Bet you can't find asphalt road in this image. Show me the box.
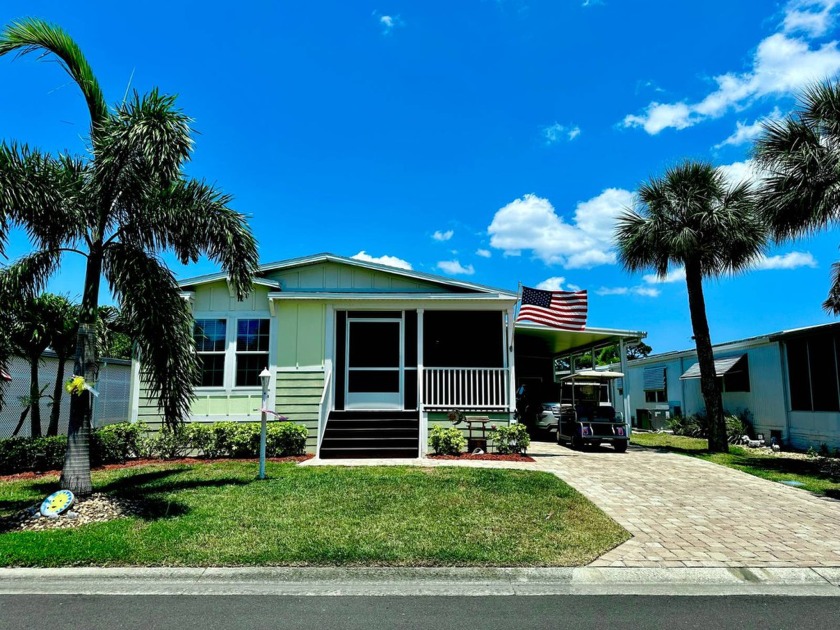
[1,595,838,630]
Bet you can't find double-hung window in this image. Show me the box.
[235,319,270,387]
[194,319,227,387]
[193,317,270,388]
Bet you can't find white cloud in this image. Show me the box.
[374,12,403,34]
[633,252,816,284]
[542,122,581,144]
[536,277,566,290]
[487,189,634,269]
[784,0,839,37]
[715,108,783,148]
[754,251,818,269]
[436,260,475,276]
[475,248,492,258]
[717,159,766,186]
[596,286,661,298]
[643,267,687,284]
[623,1,840,135]
[432,229,454,242]
[351,250,413,270]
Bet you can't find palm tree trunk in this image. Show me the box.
[47,354,67,436]
[28,356,42,438]
[684,261,728,453]
[60,249,102,495]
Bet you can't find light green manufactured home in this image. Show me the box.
[129,253,644,457]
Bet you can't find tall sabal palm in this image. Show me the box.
[754,81,840,313]
[0,19,259,493]
[615,162,765,453]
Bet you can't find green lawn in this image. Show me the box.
[631,432,840,498]
[0,461,628,567]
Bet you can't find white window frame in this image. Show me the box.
[234,317,272,388]
[192,310,275,394]
[194,317,228,388]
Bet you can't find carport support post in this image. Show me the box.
[506,307,516,422]
[619,338,631,437]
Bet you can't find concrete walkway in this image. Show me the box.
[302,442,840,568]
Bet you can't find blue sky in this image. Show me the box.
[1,0,839,354]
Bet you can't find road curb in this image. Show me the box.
[1,567,839,596]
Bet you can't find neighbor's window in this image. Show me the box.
[722,356,750,393]
[643,366,667,403]
[787,335,840,412]
[235,319,270,387]
[194,319,227,387]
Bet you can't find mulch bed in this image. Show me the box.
[0,454,314,483]
[427,453,535,462]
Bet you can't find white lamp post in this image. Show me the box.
[258,367,271,480]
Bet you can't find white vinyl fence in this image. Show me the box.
[0,352,131,438]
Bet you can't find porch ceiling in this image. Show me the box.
[514,322,646,357]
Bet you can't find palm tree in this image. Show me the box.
[615,162,765,452]
[8,293,72,437]
[754,81,840,313]
[0,19,259,493]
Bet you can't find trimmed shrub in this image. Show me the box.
[490,423,531,455]
[0,420,309,474]
[0,435,67,474]
[91,422,145,464]
[429,425,467,455]
[266,422,307,456]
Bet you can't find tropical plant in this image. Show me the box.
[615,161,766,453]
[0,19,258,493]
[754,81,840,313]
[7,293,74,437]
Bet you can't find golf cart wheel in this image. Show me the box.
[614,441,628,453]
[571,435,584,450]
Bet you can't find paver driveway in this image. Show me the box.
[305,441,840,568]
[526,441,840,568]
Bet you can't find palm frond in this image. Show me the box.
[0,18,108,128]
[118,178,258,299]
[755,81,840,241]
[0,143,87,250]
[615,160,766,280]
[823,260,840,315]
[0,250,62,301]
[103,243,198,426]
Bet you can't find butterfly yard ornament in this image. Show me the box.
[65,375,99,397]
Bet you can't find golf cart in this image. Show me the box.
[539,370,628,452]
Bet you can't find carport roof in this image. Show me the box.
[514,322,646,356]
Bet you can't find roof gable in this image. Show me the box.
[179,253,516,297]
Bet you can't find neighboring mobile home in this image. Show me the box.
[129,253,644,457]
[612,322,840,450]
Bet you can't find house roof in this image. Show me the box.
[178,252,518,298]
[622,320,840,368]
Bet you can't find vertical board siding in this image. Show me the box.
[276,302,326,369]
[276,370,325,453]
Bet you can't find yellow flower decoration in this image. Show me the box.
[65,375,87,396]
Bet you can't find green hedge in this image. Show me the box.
[0,421,308,475]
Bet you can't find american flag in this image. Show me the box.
[515,286,588,330]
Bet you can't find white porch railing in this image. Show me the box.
[422,368,509,409]
[317,367,333,458]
